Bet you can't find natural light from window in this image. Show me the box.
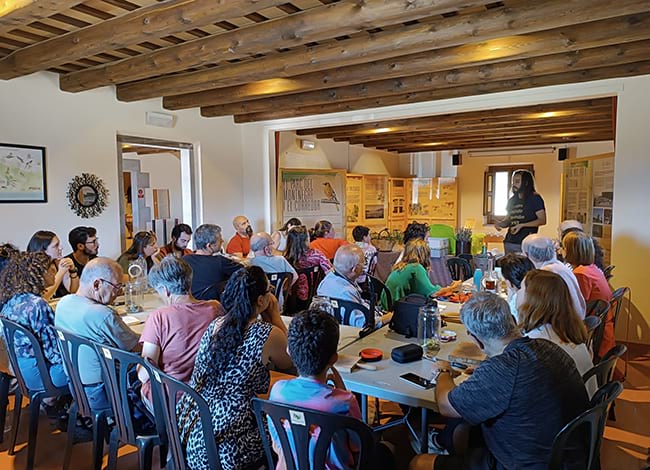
[494,171,510,216]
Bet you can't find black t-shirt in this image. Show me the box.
[54,253,88,298]
[448,337,589,469]
[504,193,545,245]
[182,254,242,301]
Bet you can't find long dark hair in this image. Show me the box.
[279,218,301,232]
[285,226,310,267]
[0,251,51,306]
[514,170,536,198]
[119,231,157,269]
[309,220,332,241]
[26,230,56,253]
[208,266,269,375]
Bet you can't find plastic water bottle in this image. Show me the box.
[418,299,441,359]
[473,268,483,292]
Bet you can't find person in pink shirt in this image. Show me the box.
[137,256,224,409]
[562,231,614,359]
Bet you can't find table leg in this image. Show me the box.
[361,394,368,422]
[420,408,428,454]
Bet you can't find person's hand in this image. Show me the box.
[450,280,462,291]
[379,311,393,326]
[431,359,451,372]
[494,224,503,232]
[260,294,281,324]
[509,224,522,235]
[327,366,346,390]
[57,257,74,275]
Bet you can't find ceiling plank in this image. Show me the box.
[59,0,490,92]
[161,11,650,108]
[229,60,650,122]
[0,1,80,35]
[0,0,292,79]
[202,40,650,116]
[122,0,650,103]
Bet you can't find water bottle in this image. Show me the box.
[418,299,441,359]
[473,268,483,292]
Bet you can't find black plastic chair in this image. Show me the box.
[252,397,377,470]
[583,316,601,353]
[602,265,615,281]
[586,299,610,362]
[266,272,292,300]
[368,275,392,312]
[366,251,379,278]
[286,266,325,315]
[548,381,623,470]
[0,317,71,470]
[148,366,222,470]
[54,328,110,470]
[0,370,13,444]
[446,257,472,281]
[610,287,630,330]
[94,343,166,470]
[582,344,627,388]
[328,298,375,330]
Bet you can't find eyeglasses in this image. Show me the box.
[85,238,99,246]
[100,278,123,293]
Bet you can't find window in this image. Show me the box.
[483,164,534,224]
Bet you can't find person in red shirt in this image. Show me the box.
[157,223,193,259]
[226,215,253,258]
[309,220,348,261]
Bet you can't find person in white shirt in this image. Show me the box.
[517,269,596,397]
[352,225,377,284]
[521,234,586,319]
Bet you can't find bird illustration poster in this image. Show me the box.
[280,169,346,235]
[0,143,47,202]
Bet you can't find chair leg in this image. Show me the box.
[0,374,11,444]
[63,403,78,470]
[608,401,617,422]
[107,427,119,470]
[92,414,107,470]
[8,389,23,456]
[139,441,154,470]
[26,393,44,470]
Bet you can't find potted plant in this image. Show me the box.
[455,227,473,255]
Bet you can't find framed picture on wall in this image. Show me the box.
[0,143,47,203]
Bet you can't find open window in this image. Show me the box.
[483,164,534,224]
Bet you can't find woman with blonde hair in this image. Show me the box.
[562,231,614,358]
[517,269,595,396]
[383,239,460,309]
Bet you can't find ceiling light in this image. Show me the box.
[545,132,587,138]
[525,110,577,119]
[357,127,396,135]
[300,139,316,150]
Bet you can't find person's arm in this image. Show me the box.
[271,231,282,250]
[138,342,161,383]
[286,261,299,285]
[412,264,442,296]
[43,258,75,300]
[263,326,293,371]
[260,294,286,334]
[432,360,462,418]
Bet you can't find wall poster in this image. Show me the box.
[278,169,346,235]
[364,175,387,222]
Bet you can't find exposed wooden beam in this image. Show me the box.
[0,0,291,80]
[0,1,79,35]
[229,61,650,122]
[297,98,613,137]
[203,40,650,116]
[59,0,487,92]
[160,11,650,108]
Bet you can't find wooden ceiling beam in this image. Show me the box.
[59,0,486,92]
[297,99,613,136]
[229,61,650,122]
[204,41,650,116]
[0,0,291,79]
[162,12,650,109]
[0,1,80,35]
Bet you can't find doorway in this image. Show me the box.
[116,135,199,252]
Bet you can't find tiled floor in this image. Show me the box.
[0,343,648,470]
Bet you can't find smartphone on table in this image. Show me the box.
[400,372,435,390]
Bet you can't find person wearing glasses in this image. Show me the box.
[58,226,99,294]
[55,257,139,412]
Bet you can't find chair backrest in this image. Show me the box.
[583,344,627,389]
[610,287,630,329]
[586,299,610,361]
[329,298,373,329]
[252,397,376,470]
[147,365,221,470]
[266,272,291,300]
[602,265,615,281]
[446,257,473,281]
[53,327,97,419]
[366,251,379,278]
[94,343,166,445]
[548,381,623,470]
[368,275,392,312]
[0,317,63,397]
[295,265,324,301]
[583,316,601,352]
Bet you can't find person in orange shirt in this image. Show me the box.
[226,215,253,258]
[309,220,348,261]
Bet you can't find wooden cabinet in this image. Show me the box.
[405,177,458,228]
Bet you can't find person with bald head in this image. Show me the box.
[317,244,392,328]
[226,215,253,258]
[55,257,139,412]
[249,232,298,286]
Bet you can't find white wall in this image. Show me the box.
[0,72,244,258]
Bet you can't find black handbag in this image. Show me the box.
[390,293,433,337]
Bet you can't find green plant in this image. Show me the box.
[456,227,473,242]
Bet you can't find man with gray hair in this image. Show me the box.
[55,257,139,412]
[249,232,298,285]
[317,244,392,328]
[183,224,241,301]
[521,233,586,318]
[410,292,589,470]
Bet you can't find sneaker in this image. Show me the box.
[427,429,450,455]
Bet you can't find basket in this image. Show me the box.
[371,228,396,252]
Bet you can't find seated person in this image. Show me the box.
[54,257,139,412]
[309,220,349,261]
[383,239,460,310]
[517,269,595,397]
[271,217,301,253]
[352,225,377,284]
[27,230,77,300]
[410,292,590,470]
[269,308,362,469]
[497,253,534,321]
[137,256,223,411]
[116,230,159,275]
[59,226,99,295]
[395,221,429,264]
[182,224,242,301]
[521,234,586,319]
[249,232,298,285]
[157,223,193,259]
[317,245,392,328]
[226,215,253,258]
[558,219,605,271]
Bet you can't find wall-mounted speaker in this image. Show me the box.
[452,152,462,166]
[558,147,568,161]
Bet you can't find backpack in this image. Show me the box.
[390,293,429,338]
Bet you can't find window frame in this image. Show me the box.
[483,164,535,225]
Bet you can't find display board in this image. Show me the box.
[405,177,458,228]
[278,168,347,235]
[345,174,388,239]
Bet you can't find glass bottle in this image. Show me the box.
[483,256,498,293]
[418,299,440,359]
